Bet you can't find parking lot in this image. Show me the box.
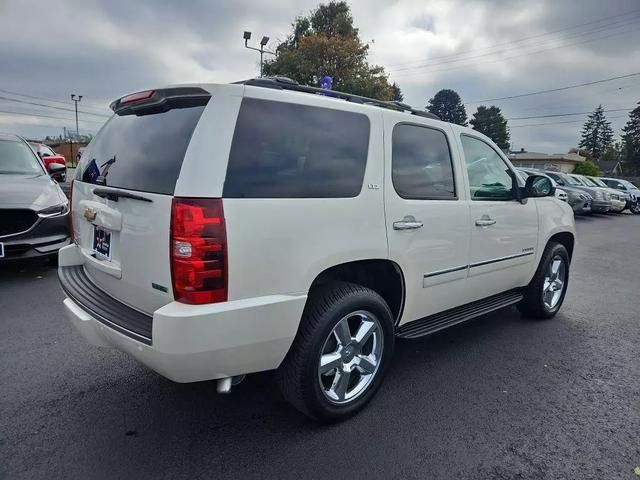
[1,213,639,479]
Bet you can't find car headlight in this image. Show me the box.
[38,201,70,218]
[603,192,610,201]
[594,191,603,200]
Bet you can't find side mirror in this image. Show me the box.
[47,162,66,181]
[524,175,554,198]
[616,183,626,190]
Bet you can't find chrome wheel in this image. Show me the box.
[317,310,384,405]
[542,255,566,310]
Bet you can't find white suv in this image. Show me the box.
[59,78,576,422]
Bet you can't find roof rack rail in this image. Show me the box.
[235,77,440,120]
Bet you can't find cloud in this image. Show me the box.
[1,0,639,151]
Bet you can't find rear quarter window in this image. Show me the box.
[76,105,206,195]
[223,98,370,198]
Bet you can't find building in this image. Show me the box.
[508,149,585,173]
[596,159,623,176]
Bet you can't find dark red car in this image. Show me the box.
[30,143,67,182]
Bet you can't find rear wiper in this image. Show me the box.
[92,188,152,203]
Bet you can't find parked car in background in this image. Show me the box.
[600,177,640,214]
[30,143,67,182]
[1,134,70,262]
[543,171,594,215]
[550,173,611,213]
[58,80,576,422]
[576,175,626,213]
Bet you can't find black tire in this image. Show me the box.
[277,282,395,423]
[630,203,640,214]
[518,242,570,319]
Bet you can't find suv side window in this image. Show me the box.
[224,98,370,198]
[392,124,456,199]
[461,135,514,201]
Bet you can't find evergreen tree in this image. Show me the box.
[579,105,614,160]
[470,105,510,150]
[391,82,404,102]
[621,103,640,175]
[426,89,467,125]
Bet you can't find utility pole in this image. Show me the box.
[243,31,276,77]
[71,94,82,167]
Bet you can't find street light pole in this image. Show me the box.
[243,31,276,77]
[71,94,82,167]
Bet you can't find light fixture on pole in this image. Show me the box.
[243,31,276,77]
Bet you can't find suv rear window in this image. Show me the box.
[223,98,370,198]
[77,106,206,195]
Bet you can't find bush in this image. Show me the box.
[572,160,601,176]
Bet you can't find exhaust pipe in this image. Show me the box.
[216,375,245,394]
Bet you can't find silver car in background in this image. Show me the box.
[600,177,640,214]
[575,175,626,213]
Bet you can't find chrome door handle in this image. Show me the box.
[475,217,496,227]
[393,215,424,230]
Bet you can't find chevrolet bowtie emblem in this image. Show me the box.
[84,207,97,222]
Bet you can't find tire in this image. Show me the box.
[518,242,570,320]
[630,203,640,214]
[277,282,395,423]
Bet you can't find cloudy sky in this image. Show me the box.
[1,0,639,153]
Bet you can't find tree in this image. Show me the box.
[263,1,393,100]
[621,103,640,175]
[572,160,601,176]
[470,105,510,150]
[426,89,467,125]
[579,105,613,160]
[391,82,404,102]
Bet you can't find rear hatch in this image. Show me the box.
[71,88,210,314]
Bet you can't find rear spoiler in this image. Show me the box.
[110,87,211,116]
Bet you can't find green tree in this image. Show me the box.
[426,89,467,125]
[470,105,510,150]
[572,160,601,176]
[391,82,404,102]
[579,105,614,160]
[621,102,640,175]
[263,1,393,100]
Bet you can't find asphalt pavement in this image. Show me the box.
[1,214,639,479]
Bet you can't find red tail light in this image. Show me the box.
[170,198,227,304]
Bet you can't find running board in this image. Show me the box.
[396,290,524,339]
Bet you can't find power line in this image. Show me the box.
[465,73,640,104]
[506,107,633,121]
[386,8,640,69]
[0,108,106,124]
[0,87,108,114]
[389,14,640,73]
[0,96,110,118]
[393,25,640,78]
[509,114,628,129]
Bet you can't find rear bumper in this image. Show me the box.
[59,251,306,382]
[0,213,70,261]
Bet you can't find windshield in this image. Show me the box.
[580,176,599,187]
[588,177,608,187]
[560,174,580,186]
[0,139,44,175]
[620,179,638,189]
[568,175,587,186]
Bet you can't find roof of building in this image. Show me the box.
[596,159,621,173]
[508,150,585,163]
